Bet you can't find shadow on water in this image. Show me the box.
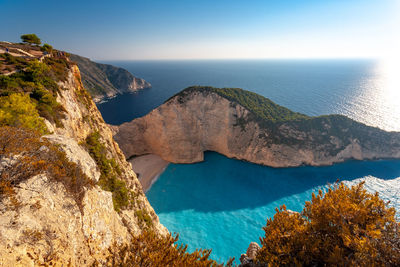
[146,152,400,214]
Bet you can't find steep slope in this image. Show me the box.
[0,49,166,265]
[69,54,151,102]
[114,86,400,167]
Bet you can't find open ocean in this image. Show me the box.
[97,59,400,262]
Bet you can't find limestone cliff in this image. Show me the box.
[0,56,166,266]
[69,54,151,102]
[114,86,400,167]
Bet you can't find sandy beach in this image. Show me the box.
[129,154,169,192]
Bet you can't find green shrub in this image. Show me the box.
[171,86,309,123]
[84,131,131,212]
[0,53,29,70]
[0,60,67,127]
[30,87,65,127]
[41,43,53,53]
[135,209,153,227]
[43,57,73,82]
[0,93,47,134]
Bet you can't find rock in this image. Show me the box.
[287,209,299,215]
[246,242,260,259]
[69,54,151,102]
[114,87,400,168]
[0,58,167,266]
[239,242,261,267]
[44,134,101,182]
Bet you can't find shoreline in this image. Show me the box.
[129,154,169,192]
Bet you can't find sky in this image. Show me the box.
[0,0,399,60]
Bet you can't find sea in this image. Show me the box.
[97,59,400,263]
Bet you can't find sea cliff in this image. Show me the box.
[114,86,400,167]
[0,45,166,266]
[69,54,151,102]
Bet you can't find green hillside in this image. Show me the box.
[171,86,309,122]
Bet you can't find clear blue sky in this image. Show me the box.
[1,0,398,60]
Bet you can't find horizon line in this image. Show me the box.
[96,57,379,62]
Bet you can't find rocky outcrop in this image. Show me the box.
[69,54,151,102]
[114,87,400,167]
[0,61,166,265]
[239,242,261,267]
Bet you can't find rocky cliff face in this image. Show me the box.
[69,54,151,102]
[114,87,400,167]
[0,63,166,266]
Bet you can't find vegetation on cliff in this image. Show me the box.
[0,54,71,128]
[100,230,233,267]
[0,93,48,134]
[69,54,151,101]
[166,86,400,157]
[84,131,131,212]
[171,86,309,122]
[0,127,93,210]
[1,40,236,266]
[256,182,400,266]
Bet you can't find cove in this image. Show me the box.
[146,152,400,263]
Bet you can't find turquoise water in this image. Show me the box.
[95,60,400,262]
[147,152,400,262]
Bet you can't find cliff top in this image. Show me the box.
[170,86,309,123]
[161,86,400,156]
[0,41,151,103]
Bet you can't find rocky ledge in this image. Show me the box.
[114,86,400,167]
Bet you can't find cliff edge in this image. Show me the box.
[0,44,166,266]
[114,86,400,167]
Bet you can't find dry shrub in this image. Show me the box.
[96,230,234,267]
[0,126,93,210]
[257,182,400,266]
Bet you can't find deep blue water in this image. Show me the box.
[97,59,400,131]
[95,60,400,263]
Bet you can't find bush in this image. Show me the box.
[41,43,53,53]
[0,126,93,210]
[43,57,73,82]
[256,182,400,266]
[21,34,41,45]
[135,209,153,227]
[97,230,233,267]
[0,60,67,127]
[0,53,29,70]
[0,93,48,134]
[84,131,131,212]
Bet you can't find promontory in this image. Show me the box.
[114,86,400,167]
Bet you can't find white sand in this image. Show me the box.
[129,154,169,192]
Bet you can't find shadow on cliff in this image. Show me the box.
[145,152,400,214]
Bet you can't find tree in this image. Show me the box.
[256,182,400,266]
[20,34,41,45]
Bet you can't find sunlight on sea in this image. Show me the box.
[346,59,400,132]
